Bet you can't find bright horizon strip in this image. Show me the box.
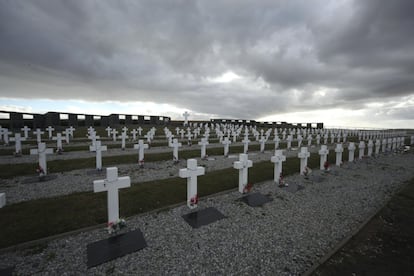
[0,98,412,129]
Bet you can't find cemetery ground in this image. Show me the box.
[311,177,414,276]
[0,125,413,274]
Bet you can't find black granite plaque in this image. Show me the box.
[0,267,14,276]
[182,207,226,228]
[241,192,273,207]
[280,181,305,193]
[22,174,58,184]
[87,229,147,268]
[86,169,106,175]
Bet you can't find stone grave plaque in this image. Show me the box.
[280,181,305,193]
[87,229,147,268]
[182,207,226,228]
[22,174,58,184]
[308,175,325,183]
[87,169,106,176]
[0,266,14,276]
[241,192,273,207]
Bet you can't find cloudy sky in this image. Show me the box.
[0,0,413,128]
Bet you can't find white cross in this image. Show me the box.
[307,135,312,146]
[233,153,253,193]
[169,138,182,161]
[131,129,138,141]
[2,128,12,145]
[10,133,26,154]
[382,139,387,153]
[105,126,112,137]
[88,131,100,148]
[180,129,185,140]
[348,142,356,162]
[367,140,374,157]
[273,136,280,149]
[286,135,293,150]
[118,132,129,150]
[137,127,143,136]
[30,142,53,176]
[297,135,303,148]
[318,145,329,170]
[242,136,250,154]
[45,126,55,139]
[358,141,365,159]
[90,140,107,170]
[111,129,119,142]
[52,133,66,152]
[259,136,267,153]
[67,126,76,138]
[335,144,343,166]
[183,111,190,126]
[93,167,131,224]
[33,128,44,143]
[179,159,205,209]
[21,126,31,139]
[222,137,231,157]
[122,126,128,134]
[87,126,95,135]
[134,139,149,166]
[175,127,180,136]
[63,129,71,144]
[198,138,209,159]
[375,139,381,155]
[316,134,321,145]
[271,150,286,184]
[298,147,310,175]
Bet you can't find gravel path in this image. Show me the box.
[0,151,413,275]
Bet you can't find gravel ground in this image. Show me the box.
[0,151,413,275]
[1,144,325,204]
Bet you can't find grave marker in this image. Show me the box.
[33,128,44,143]
[105,126,112,137]
[0,193,5,208]
[318,145,329,170]
[271,150,286,184]
[10,133,26,155]
[233,153,253,193]
[131,129,138,141]
[169,138,182,162]
[93,167,131,224]
[183,111,190,126]
[286,135,293,150]
[133,140,149,167]
[118,132,128,150]
[348,142,356,162]
[198,138,209,159]
[358,141,365,159]
[367,140,374,157]
[46,126,55,139]
[30,142,53,176]
[335,143,343,166]
[298,147,310,175]
[259,136,267,153]
[242,136,250,154]
[111,129,118,142]
[179,159,205,209]
[21,126,31,139]
[90,140,107,170]
[52,133,66,153]
[221,137,231,157]
[375,139,381,155]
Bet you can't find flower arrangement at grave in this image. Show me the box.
[324,161,330,172]
[139,159,145,168]
[279,175,288,187]
[189,194,198,207]
[36,165,45,177]
[243,183,253,193]
[107,218,127,235]
[173,155,179,164]
[303,166,312,179]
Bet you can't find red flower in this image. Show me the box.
[190,194,198,205]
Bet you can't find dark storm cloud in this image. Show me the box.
[0,0,413,120]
